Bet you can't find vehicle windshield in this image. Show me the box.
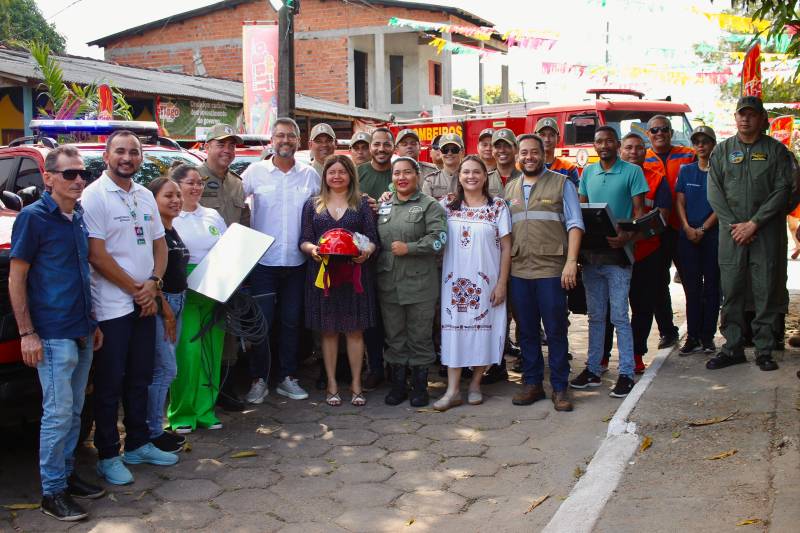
[230,155,261,175]
[82,150,202,186]
[603,111,693,148]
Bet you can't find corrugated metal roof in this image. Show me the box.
[0,47,243,103]
[0,47,390,121]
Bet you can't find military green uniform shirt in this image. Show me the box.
[376,191,447,366]
[198,163,250,227]
[707,134,793,356]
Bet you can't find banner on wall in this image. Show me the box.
[242,24,279,136]
[157,98,242,140]
[769,115,794,147]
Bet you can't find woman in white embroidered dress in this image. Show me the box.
[434,156,511,411]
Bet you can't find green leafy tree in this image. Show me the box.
[0,0,65,53]
[733,1,800,59]
[452,88,475,101]
[484,85,523,104]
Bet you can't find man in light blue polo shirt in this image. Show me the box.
[571,126,649,398]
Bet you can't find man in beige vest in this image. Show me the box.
[506,134,584,412]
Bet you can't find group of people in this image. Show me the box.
[9,95,796,522]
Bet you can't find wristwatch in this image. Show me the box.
[148,276,164,290]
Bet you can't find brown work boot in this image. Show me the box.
[552,390,574,412]
[512,383,545,405]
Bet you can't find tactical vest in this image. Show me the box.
[505,170,569,279]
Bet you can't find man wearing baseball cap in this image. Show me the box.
[487,128,520,197]
[422,133,464,200]
[349,131,372,166]
[535,118,579,188]
[309,123,336,177]
[199,123,250,412]
[707,96,794,372]
[477,128,497,172]
[395,129,438,179]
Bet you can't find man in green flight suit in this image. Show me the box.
[707,96,794,372]
[198,123,251,411]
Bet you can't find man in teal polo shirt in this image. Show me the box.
[571,126,648,398]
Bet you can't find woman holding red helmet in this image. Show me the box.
[300,155,378,406]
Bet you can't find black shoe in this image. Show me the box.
[384,364,408,405]
[409,366,430,407]
[218,392,246,412]
[41,491,88,521]
[609,375,635,398]
[570,368,602,389]
[679,337,702,356]
[505,340,521,357]
[702,341,716,355]
[151,432,184,453]
[163,430,186,445]
[481,362,509,385]
[658,334,679,350]
[706,352,747,370]
[756,354,779,371]
[66,474,105,500]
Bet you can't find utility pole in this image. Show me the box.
[276,0,297,118]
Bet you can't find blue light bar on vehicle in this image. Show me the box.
[29,120,160,135]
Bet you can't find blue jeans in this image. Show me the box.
[147,292,185,439]
[583,264,634,378]
[511,276,570,391]
[248,264,305,381]
[678,229,720,343]
[38,337,94,495]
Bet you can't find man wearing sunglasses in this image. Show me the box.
[644,116,695,350]
[9,146,105,521]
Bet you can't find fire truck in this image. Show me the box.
[391,89,693,170]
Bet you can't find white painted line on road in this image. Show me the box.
[542,323,688,533]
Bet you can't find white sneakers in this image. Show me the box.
[246,376,309,403]
[245,378,269,404]
[276,377,309,400]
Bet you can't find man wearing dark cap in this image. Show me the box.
[487,128,520,198]
[309,123,336,177]
[477,128,497,172]
[395,129,438,179]
[535,117,579,188]
[707,96,794,372]
[199,123,250,412]
[349,131,372,166]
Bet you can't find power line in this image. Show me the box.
[47,0,87,20]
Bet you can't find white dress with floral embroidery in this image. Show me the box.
[440,197,511,367]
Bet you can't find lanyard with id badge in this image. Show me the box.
[118,190,147,245]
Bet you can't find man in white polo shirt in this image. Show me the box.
[81,130,178,486]
[242,117,320,403]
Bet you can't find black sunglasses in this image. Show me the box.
[441,146,462,155]
[648,126,671,134]
[51,169,92,181]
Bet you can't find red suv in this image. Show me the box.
[0,120,202,432]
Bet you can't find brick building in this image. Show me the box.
[88,0,506,118]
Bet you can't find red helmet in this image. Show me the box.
[318,228,359,257]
